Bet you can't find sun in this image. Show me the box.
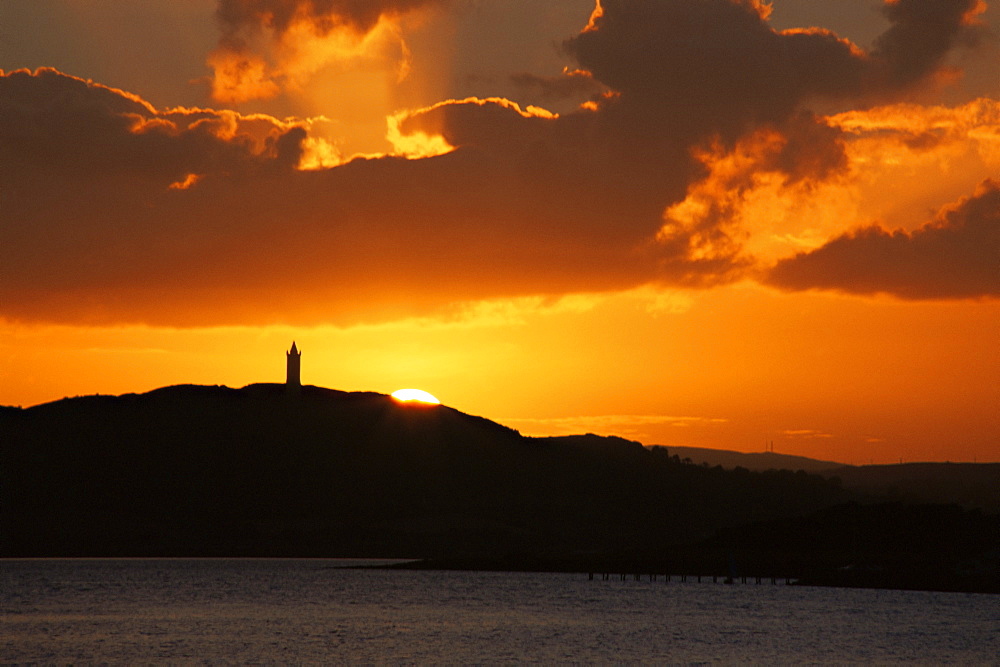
[391,388,441,405]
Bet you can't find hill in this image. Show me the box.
[650,445,844,472]
[2,384,847,558]
[827,462,1000,514]
[2,384,997,593]
[652,446,1000,513]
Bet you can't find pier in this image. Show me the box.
[588,572,794,585]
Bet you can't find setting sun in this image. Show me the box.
[391,388,441,405]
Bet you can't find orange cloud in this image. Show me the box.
[386,97,560,159]
[209,0,444,103]
[830,97,1000,155]
[3,0,997,327]
[503,414,729,440]
[216,0,441,36]
[655,113,849,283]
[767,179,1000,299]
[169,173,202,190]
[0,69,656,326]
[207,50,281,103]
[782,429,835,440]
[658,95,1000,287]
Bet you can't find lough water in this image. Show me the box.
[3,559,998,664]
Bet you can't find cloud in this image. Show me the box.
[508,69,606,105]
[551,0,988,282]
[2,2,995,326]
[656,96,1000,275]
[766,179,1000,299]
[566,0,860,142]
[565,0,984,138]
[209,0,445,102]
[654,112,851,284]
[501,414,728,439]
[872,0,988,90]
[565,0,991,281]
[393,94,698,249]
[216,0,441,37]
[782,429,834,439]
[0,69,659,326]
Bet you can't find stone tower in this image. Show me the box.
[286,341,301,389]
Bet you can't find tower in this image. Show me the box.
[286,341,301,389]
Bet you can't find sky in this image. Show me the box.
[1,0,998,465]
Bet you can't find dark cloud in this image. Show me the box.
[0,69,304,188]
[766,180,1000,300]
[215,0,444,41]
[565,0,984,144]
[1,2,992,326]
[564,0,862,144]
[396,96,699,250]
[872,0,987,89]
[407,0,967,286]
[508,70,606,103]
[0,69,655,326]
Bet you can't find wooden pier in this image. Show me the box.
[588,572,793,585]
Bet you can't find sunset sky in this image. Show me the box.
[1,0,997,464]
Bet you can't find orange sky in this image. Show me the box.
[1,0,998,464]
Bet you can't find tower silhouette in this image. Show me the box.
[286,341,301,389]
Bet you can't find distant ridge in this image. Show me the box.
[651,445,846,472]
[830,462,1000,513]
[654,445,1000,513]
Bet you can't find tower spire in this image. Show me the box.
[286,341,301,389]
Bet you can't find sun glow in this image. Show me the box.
[391,388,441,404]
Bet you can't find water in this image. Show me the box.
[3,559,998,664]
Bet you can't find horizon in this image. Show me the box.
[1,1,998,466]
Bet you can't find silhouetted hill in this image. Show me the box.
[826,462,1000,513]
[3,384,997,593]
[651,445,844,472]
[653,446,1000,513]
[2,384,847,558]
